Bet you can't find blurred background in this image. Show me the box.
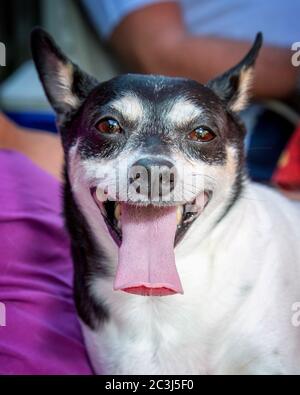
[0,0,300,191]
[0,0,120,131]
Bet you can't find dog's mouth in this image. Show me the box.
[91,189,211,297]
[91,190,211,247]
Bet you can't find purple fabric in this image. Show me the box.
[0,150,93,375]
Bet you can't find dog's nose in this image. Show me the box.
[130,157,177,200]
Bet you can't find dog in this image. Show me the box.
[31,28,300,375]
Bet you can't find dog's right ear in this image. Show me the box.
[31,27,98,118]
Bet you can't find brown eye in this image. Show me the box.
[188,127,216,142]
[96,118,122,134]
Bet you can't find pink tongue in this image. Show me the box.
[114,204,183,296]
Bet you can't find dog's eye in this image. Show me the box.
[96,118,122,134]
[188,127,216,142]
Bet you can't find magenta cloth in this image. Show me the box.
[0,149,93,375]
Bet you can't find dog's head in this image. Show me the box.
[31,28,262,297]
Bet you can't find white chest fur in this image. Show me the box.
[81,184,300,375]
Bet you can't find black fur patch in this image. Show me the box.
[63,167,110,329]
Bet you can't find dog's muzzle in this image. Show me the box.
[92,158,211,297]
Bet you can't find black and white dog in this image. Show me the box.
[31,28,300,375]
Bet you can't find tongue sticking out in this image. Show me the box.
[114,204,183,296]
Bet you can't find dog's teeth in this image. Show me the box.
[176,206,183,225]
[96,187,105,203]
[115,204,121,221]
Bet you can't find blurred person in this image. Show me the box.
[82,0,300,183]
[82,0,299,99]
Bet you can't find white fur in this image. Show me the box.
[167,99,203,126]
[69,143,300,375]
[56,62,80,109]
[230,68,254,112]
[68,144,118,269]
[110,94,144,123]
[81,183,300,375]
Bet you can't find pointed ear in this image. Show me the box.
[31,27,98,117]
[207,33,263,112]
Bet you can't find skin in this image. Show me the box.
[0,113,63,181]
[110,2,299,99]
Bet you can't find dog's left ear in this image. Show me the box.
[31,27,98,119]
[207,33,263,112]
